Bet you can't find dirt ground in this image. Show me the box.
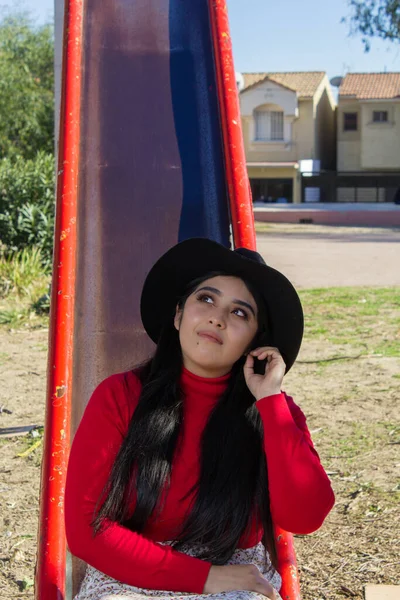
[0,225,399,599]
[0,328,48,597]
[256,223,400,288]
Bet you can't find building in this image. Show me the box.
[239,72,336,204]
[337,72,400,202]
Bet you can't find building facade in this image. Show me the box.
[239,72,336,204]
[337,73,400,202]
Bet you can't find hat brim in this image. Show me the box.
[140,238,303,372]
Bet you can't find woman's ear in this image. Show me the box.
[174,303,182,331]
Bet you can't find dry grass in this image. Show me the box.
[284,286,400,598]
[0,285,399,599]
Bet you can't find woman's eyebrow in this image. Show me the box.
[196,286,256,317]
[233,299,256,317]
[196,285,222,296]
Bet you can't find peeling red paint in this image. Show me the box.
[35,1,83,598]
[55,385,66,398]
[208,0,256,249]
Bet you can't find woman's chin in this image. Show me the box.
[184,352,232,374]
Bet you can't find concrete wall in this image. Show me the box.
[242,115,297,162]
[337,100,361,171]
[240,79,298,117]
[295,99,315,160]
[253,206,400,226]
[338,98,400,171]
[361,102,400,169]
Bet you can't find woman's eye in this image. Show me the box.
[233,308,248,319]
[196,294,248,319]
[197,293,213,304]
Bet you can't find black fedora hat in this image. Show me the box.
[140,238,303,372]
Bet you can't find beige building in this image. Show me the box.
[239,72,336,204]
[337,73,400,202]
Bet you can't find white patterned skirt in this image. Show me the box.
[75,541,282,600]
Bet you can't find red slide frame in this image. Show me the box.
[35,0,83,597]
[35,1,301,598]
[208,1,301,598]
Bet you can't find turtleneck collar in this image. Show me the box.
[180,366,231,413]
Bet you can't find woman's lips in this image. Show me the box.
[197,331,223,345]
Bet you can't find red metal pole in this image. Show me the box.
[275,526,301,599]
[35,1,83,598]
[207,0,256,250]
[208,2,301,598]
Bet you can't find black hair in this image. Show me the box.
[93,271,277,569]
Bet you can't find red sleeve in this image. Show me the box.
[255,391,335,535]
[65,373,211,593]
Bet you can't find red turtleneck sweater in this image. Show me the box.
[65,368,334,593]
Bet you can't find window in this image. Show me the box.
[271,111,284,140]
[344,112,358,131]
[250,178,293,203]
[255,109,284,141]
[255,110,269,141]
[373,111,388,123]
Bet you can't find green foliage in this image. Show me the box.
[344,0,400,50]
[0,11,56,262]
[0,246,51,324]
[0,12,54,159]
[0,151,55,264]
[0,246,49,298]
[0,10,54,322]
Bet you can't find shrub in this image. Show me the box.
[0,246,49,299]
[0,151,55,265]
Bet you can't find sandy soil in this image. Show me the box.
[0,328,399,599]
[0,224,399,599]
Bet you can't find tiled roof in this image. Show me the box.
[242,72,326,98]
[339,73,400,99]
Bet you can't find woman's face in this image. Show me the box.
[174,275,259,378]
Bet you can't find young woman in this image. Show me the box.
[65,238,335,600]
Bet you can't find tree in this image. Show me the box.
[0,11,55,264]
[344,0,400,51]
[0,12,54,159]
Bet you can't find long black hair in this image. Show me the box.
[93,271,277,568]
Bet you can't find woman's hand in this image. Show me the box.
[203,564,279,599]
[243,346,286,401]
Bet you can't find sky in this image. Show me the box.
[1,0,399,85]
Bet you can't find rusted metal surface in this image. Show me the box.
[71,0,230,436]
[35,0,83,598]
[71,0,182,436]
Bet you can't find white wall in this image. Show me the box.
[240,80,298,117]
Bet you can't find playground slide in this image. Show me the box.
[36,1,300,598]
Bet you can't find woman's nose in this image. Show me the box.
[209,314,225,328]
